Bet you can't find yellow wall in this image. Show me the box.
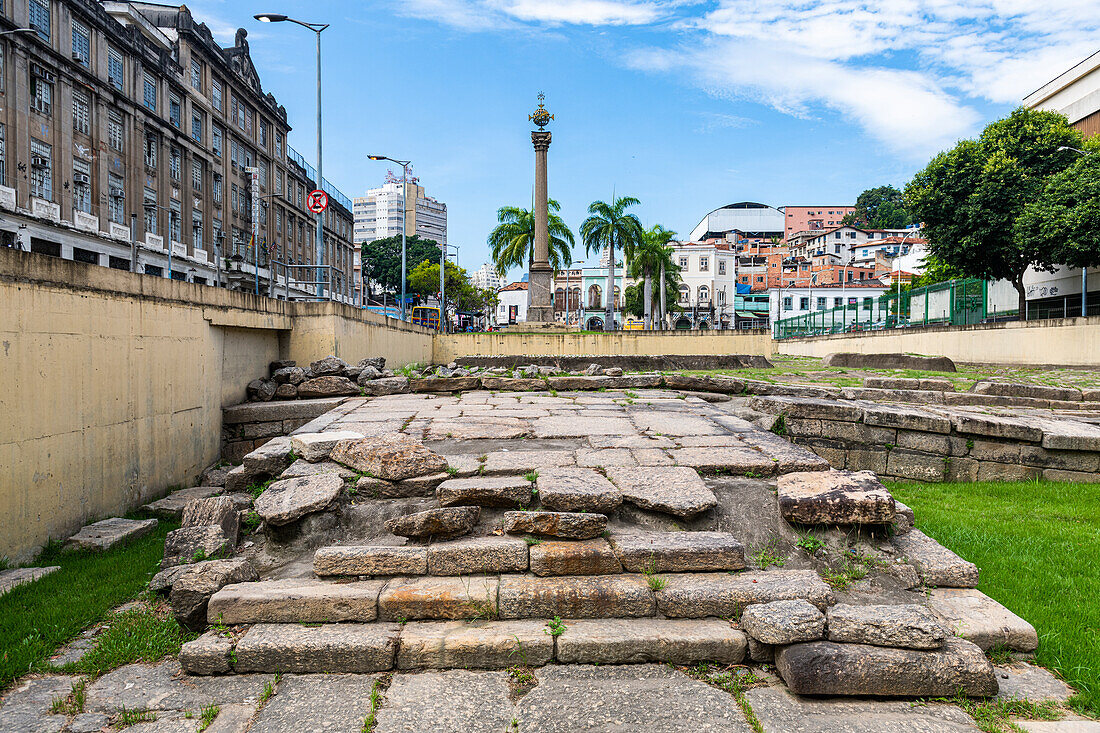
[776,316,1100,366]
[0,249,432,561]
[434,330,775,363]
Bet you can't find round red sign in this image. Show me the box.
[306,189,329,214]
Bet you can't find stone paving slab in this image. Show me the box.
[514,664,755,732]
[655,570,833,618]
[1016,722,1100,732]
[84,660,268,712]
[64,517,158,552]
[207,578,384,623]
[373,670,516,732]
[234,623,400,674]
[0,676,75,733]
[555,618,747,665]
[0,566,59,596]
[142,486,225,518]
[995,664,1074,702]
[744,686,980,732]
[928,588,1038,652]
[396,619,553,669]
[606,466,718,518]
[249,674,380,733]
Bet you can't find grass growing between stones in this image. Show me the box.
[889,480,1100,718]
[0,519,178,692]
[65,602,192,678]
[680,663,767,733]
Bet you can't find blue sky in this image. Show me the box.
[185,1,1099,279]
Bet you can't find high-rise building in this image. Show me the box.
[0,1,356,299]
[353,172,447,246]
[471,263,502,291]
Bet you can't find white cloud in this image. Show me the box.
[400,0,677,28]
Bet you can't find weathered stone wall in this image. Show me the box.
[221,398,349,463]
[776,316,1100,367]
[0,248,432,561]
[434,330,775,364]
[751,396,1100,483]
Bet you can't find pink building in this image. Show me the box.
[782,205,856,241]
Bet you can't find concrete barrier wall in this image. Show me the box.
[776,317,1100,367]
[0,248,432,561]
[434,330,775,364]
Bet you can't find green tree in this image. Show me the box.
[407,260,497,326]
[360,235,441,300]
[1017,137,1100,275]
[628,224,677,329]
[840,185,914,229]
[624,274,679,321]
[487,200,574,278]
[908,252,965,289]
[580,196,645,332]
[905,107,1082,315]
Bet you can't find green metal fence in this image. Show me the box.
[773,278,1019,339]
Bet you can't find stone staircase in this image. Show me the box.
[172,390,1037,699]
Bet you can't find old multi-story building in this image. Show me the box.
[353,173,447,247]
[0,0,354,299]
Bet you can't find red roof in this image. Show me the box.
[498,281,528,292]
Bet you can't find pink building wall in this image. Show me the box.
[783,206,856,240]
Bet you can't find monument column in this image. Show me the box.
[526,94,555,323]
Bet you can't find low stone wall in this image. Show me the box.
[221,398,348,463]
[750,396,1100,483]
[776,316,1100,367]
[435,330,775,364]
[453,354,773,371]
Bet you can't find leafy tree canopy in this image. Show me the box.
[407,260,496,314]
[840,185,914,229]
[904,107,1082,314]
[361,235,441,296]
[487,200,574,278]
[624,277,680,319]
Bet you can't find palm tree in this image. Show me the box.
[580,197,644,331]
[487,199,574,278]
[629,224,676,329]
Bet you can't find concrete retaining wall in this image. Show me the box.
[0,248,432,561]
[776,317,1100,367]
[434,330,774,364]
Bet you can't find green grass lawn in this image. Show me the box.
[888,481,1100,717]
[0,520,178,691]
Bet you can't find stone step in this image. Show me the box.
[180,617,748,675]
[207,578,385,624]
[606,531,746,573]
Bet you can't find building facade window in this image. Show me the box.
[107,46,124,90]
[108,109,124,150]
[588,284,602,309]
[211,78,222,110]
[717,259,726,275]
[190,58,202,90]
[213,173,222,204]
[0,124,6,187]
[71,18,90,66]
[192,212,203,250]
[212,124,223,157]
[816,296,826,310]
[699,256,709,272]
[783,296,792,311]
[72,158,91,213]
[108,172,124,223]
[698,285,709,303]
[678,256,688,270]
[31,74,52,115]
[169,146,181,180]
[275,133,282,158]
[144,131,157,168]
[29,0,50,40]
[192,159,202,191]
[191,111,203,142]
[72,88,90,134]
[143,187,157,234]
[143,72,157,111]
[29,138,51,200]
[169,199,181,243]
[169,93,181,127]
[800,297,809,310]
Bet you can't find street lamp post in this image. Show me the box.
[368,155,412,320]
[255,14,329,299]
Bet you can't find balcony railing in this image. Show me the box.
[287,146,353,211]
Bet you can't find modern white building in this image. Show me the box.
[496,281,528,325]
[669,241,738,328]
[471,263,503,291]
[353,172,447,247]
[688,202,785,243]
[769,282,890,331]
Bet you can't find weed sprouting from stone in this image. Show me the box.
[523,536,541,546]
[796,533,824,554]
[544,617,566,637]
[524,471,539,483]
[680,662,766,732]
[361,674,392,732]
[114,706,157,727]
[751,543,786,570]
[198,704,220,732]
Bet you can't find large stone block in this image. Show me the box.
[378,576,498,621]
[818,420,897,445]
[749,395,864,422]
[556,619,747,665]
[436,476,532,508]
[386,507,480,540]
[207,578,383,624]
[952,413,1043,442]
[822,352,956,372]
[179,631,234,675]
[973,381,1081,402]
[892,529,979,588]
[161,526,231,568]
[529,539,623,576]
[64,517,158,553]
[234,623,400,673]
[740,599,825,644]
[777,469,895,525]
[254,473,343,526]
[655,570,832,619]
[182,496,239,545]
[396,620,553,669]
[498,575,656,619]
[827,604,947,650]
[502,511,606,539]
[668,446,778,476]
[298,375,360,398]
[775,638,997,697]
[313,545,428,576]
[927,588,1038,652]
[170,558,257,631]
[605,466,717,518]
[143,486,225,518]
[608,531,745,573]
[862,405,952,434]
[242,436,294,475]
[361,376,410,395]
[536,467,622,512]
[290,431,364,462]
[479,377,547,391]
[886,449,948,482]
[427,535,529,575]
[331,434,447,480]
[410,376,481,392]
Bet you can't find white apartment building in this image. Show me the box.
[496,281,528,325]
[353,173,447,247]
[669,241,737,328]
[788,226,922,266]
[769,282,890,333]
[471,263,503,291]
